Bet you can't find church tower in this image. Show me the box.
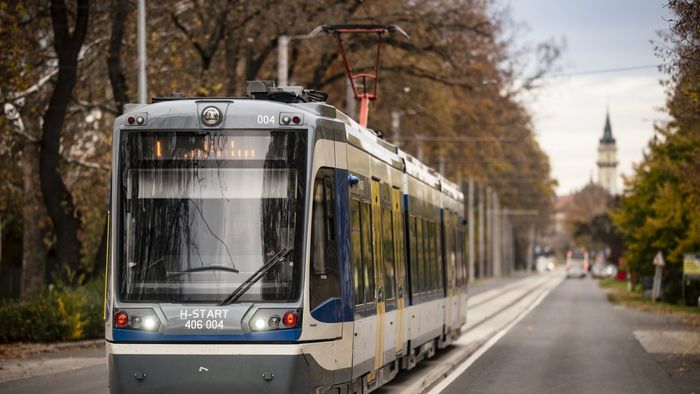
[597,110,618,194]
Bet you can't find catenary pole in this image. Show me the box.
[468,177,475,283]
[137,0,147,103]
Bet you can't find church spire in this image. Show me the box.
[600,109,615,144]
[597,106,618,195]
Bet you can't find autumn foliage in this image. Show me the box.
[1,0,557,299]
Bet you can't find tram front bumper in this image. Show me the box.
[107,342,310,394]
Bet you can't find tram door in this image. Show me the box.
[370,179,385,381]
[392,188,407,355]
[448,213,459,330]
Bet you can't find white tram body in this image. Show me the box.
[105,82,468,393]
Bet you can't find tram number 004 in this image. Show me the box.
[257,115,275,124]
[184,320,224,330]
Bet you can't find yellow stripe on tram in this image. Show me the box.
[103,211,110,321]
[392,188,405,353]
[371,180,384,381]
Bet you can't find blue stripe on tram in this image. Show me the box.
[112,328,302,342]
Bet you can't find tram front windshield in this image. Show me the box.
[118,130,306,303]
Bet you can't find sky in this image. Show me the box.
[506,0,672,195]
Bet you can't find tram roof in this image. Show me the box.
[333,108,462,201]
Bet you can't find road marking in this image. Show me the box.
[426,276,560,394]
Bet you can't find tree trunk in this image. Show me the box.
[20,138,46,298]
[40,0,90,283]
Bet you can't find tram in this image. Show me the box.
[105,81,468,393]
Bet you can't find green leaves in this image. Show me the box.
[611,1,700,303]
[0,281,103,343]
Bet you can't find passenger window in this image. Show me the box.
[309,168,339,310]
[454,228,461,286]
[361,202,375,304]
[417,219,425,293]
[436,224,444,292]
[445,218,455,288]
[409,216,418,295]
[422,220,432,292]
[459,230,467,285]
[351,200,363,306]
[382,208,396,300]
[429,222,437,291]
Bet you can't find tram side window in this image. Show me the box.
[426,219,434,293]
[361,202,375,304]
[409,216,418,295]
[423,219,432,292]
[382,208,396,300]
[428,222,437,292]
[351,200,363,306]
[459,229,467,286]
[454,228,462,286]
[445,217,455,288]
[417,218,425,293]
[310,169,340,311]
[435,224,444,292]
[392,199,405,298]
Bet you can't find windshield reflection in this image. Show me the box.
[119,130,306,303]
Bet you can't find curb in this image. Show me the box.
[45,339,104,350]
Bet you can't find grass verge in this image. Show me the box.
[599,277,700,327]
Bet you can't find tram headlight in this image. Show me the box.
[143,316,158,331]
[253,318,267,331]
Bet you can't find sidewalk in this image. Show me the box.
[0,341,104,383]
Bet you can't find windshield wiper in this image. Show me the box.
[167,265,239,278]
[219,248,292,306]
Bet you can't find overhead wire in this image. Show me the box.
[541,64,659,79]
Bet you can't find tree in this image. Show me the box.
[1,1,54,298]
[39,0,90,282]
[613,0,700,301]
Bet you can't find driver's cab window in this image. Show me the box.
[309,168,340,310]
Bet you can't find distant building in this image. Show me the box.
[554,194,572,234]
[596,110,618,194]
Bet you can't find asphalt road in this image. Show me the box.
[439,276,700,394]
